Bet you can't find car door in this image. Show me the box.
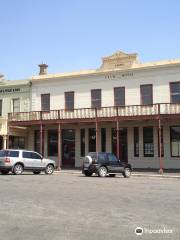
[31,152,44,169]
[22,151,34,169]
[107,153,123,173]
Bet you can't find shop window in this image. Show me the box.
[140,84,153,105]
[170,82,180,103]
[80,129,85,157]
[9,136,25,149]
[114,87,125,106]
[48,130,58,156]
[41,94,50,111]
[34,130,40,153]
[89,128,96,152]
[134,127,139,157]
[65,92,74,110]
[170,126,180,157]
[101,128,106,152]
[143,127,154,157]
[91,89,101,108]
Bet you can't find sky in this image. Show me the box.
[0,0,180,80]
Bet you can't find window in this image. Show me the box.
[170,82,180,103]
[65,92,74,110]
[12,98,20,112]
[31,152,42,159]
[170,126,180,157]
[89,128,96,152]
[0,99,2,116]
[34,130,40,153]
[108,153,118,162]
[143,127,154,157]
[91,89,101,108]
[158,127,164,157]
[23,151,32,158]
[80,129,85,157]
[0,150,19,157]
[9,136,25,149]
[48,130,58,156]
[98,153,107,162]
[114,87,125,106]
[101,128,106,152]
[140,84,153,105]
[41,94,50,111]
[134,127,139,157]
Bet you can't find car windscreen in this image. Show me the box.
[0,150,19,158]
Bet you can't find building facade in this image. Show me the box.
[8,51,180,170]
[0,77,31,150]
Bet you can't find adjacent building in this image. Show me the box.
[8,51,180,170]
[0,77,31,150]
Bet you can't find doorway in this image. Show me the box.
[112,128,128,162]
[62,129,75,167]
[0,136,3,150]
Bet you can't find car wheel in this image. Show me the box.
[98,166,107,177]
[45,164,54,175]
[122,168,131,178]
[84,171,92,177]
[13,164,23,175]
[109,174,116,177]
[33,171,41,175]
[1,170,10,175]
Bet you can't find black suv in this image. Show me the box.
[82,152,132,178]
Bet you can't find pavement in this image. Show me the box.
[0,172,180,240]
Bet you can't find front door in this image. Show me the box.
[62,129,75,167]
[112,128,128,162]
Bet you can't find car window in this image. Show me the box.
[31,152,42,159]
[0,150,5,157]
[8,151,19,157]
[23,151,32,159]
[108,153,118,162]
[98,153,107,161]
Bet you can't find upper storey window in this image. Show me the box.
[41,94,50,111]
[0,99,2,116]
[170,82,180,103]
[12,98,20,112]
[65,91,74,110]
[140,84,153,105]
[114,87,125,106]
[91,89,101,108]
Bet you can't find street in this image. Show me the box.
[0,173,179,240]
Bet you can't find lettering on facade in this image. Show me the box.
[0,88,21,94]
[105,72,134,79]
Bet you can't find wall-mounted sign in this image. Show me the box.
[0,88,21,94]
[105,72,134,79]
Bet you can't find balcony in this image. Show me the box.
[8,103,180,125]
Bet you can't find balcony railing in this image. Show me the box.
[8,103,180,123]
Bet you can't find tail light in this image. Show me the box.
[5,158,11,163]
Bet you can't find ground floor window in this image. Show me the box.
[101,128,106,152]
[80,129,85,157]
[0,136,3,150]
[34,130,44,154]
[48,130,58,156]
[134,127,139,157]
[170,126,180,157]
[158,127,164,157]
[89,128,96,152]
[143,127,154,157]
[9,136,25,149]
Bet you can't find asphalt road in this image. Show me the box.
[0,173,179,240]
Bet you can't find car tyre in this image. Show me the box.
[13,164,24,175]
[1,170,10,175]
[33,171,41,175]
[45,164,54,175]
[98,166,107,177]
[84,171,92,177]
[122,168,131,178]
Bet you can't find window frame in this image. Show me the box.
[170,126,180,157]
[169,82,180,103]
[64,91,74,111]
[41,93,50,112]
[114,87,125,106]
[91,89,101,108]
[143,126,154,157]
[140,84,153,105]
[0,99,2,116]
[12,98,20,113]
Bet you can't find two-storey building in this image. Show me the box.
[0,77,31,149]
[8,51,180,171]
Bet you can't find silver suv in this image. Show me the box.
[0,149,56,175]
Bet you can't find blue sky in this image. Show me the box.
[0,0,180,79]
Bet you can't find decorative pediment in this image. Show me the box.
[100,50,138,69]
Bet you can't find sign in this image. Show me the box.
[0,88,21,94]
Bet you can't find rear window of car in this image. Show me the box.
[0,150,19,157]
